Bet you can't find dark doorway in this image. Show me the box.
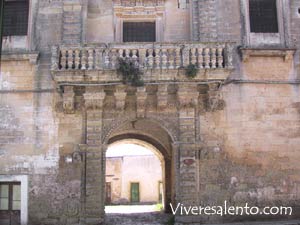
[0,182,21,225]
[123,22,156,42]
[130,182,140,203]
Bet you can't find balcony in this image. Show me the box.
[51,42,234,85]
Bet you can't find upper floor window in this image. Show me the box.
[3,0,29,36]
[249,0,278,33]
[123,22,156,42]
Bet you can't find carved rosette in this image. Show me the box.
[63,86,75,114]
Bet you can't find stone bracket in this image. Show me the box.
[115,85,127,111]
[136,86,147,117]
[63,86,75,114]
[83,87,106,110]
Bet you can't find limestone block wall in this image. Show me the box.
[193,55,300,223]
[0,57,83,224]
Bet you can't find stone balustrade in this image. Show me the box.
[51,42,234,72]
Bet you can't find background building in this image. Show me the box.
[0,0,300,225]
[106,154,163,205]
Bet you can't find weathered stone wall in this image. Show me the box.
[1,0,300,224]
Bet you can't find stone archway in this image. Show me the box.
[106,134,173,213]
[82,116,178,224]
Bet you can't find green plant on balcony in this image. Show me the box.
[185,64,198,79]
[117,58,144,87]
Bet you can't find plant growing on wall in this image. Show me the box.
[117,58,144,87]
[185,64,198,79]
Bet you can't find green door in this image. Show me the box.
[130,183,140,203]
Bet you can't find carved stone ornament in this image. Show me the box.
[63,86,75,114]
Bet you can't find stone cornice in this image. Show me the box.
[1,52,39,65]
[239,48,296,62]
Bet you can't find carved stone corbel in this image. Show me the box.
[177,83,199,108]
[157,84,168,110]
[83,87,106,110]
[115,85,127,111]
[63,86,75,114]
[207,83,225,111]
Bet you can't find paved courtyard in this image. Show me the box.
[105,204,162,214]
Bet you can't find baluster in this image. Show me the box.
[211,48,217,69]
[125,49,130,59]
[81,49,87,70]
[204,48,210,69]
[132,49,138,65]
[74,49,80,69]
[168,49,175,69]
[111,49,117,69]
[161,48,167,69]
[61,49,67,70]
[217,47,224,68]
[104,49,110,68]
[182,47,190,67]
[197,48,203,69]
[118,49,124,59]
[87,48,94,70]
[68,50,74,69]
[147,49,154,68]
[95,48,103,69]
[191,48,197,65]
[155,49,161,69]
[138,48,146,68]
[175,48,181,68]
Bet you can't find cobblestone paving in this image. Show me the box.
[105,212,172,225]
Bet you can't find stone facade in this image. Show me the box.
[1,0,300,225]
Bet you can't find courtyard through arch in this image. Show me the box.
[105,140,165,214]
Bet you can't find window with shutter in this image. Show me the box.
[3,0,29,36]
[123,22,156,42]
[249,0,278,33]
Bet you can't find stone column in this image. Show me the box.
[83,87,106,225]
[177,84,199,205]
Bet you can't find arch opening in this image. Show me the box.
[104,139,167,214]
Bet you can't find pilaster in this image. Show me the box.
[136,86,147,118]
[63,0,83,44]
[177,84,199,205]
[82,87,106,225]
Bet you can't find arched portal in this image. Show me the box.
[83,117,178,223]
[103,118,177,213]
[105,139,164,212]
[105,136,172,213]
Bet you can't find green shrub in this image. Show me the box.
[117,58,144,87]
[185,64,198,79]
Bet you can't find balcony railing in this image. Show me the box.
[51,42,234,72]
